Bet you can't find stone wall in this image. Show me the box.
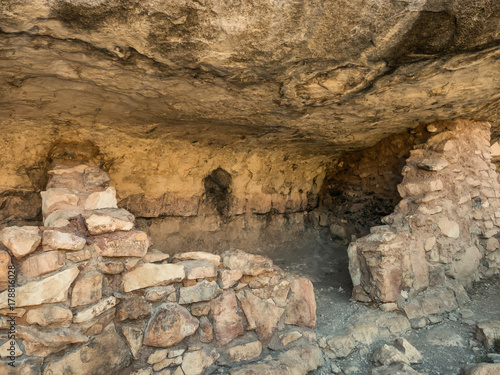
[348,119,500,316]
[0,165,322,374]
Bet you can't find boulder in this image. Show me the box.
[284,276,316,328]
[0,226,41,258]
[211,291,245,346]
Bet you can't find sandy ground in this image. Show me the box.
[271,237,500,375]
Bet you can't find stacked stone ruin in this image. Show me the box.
[349,119,500,325]
[0,165,322,374]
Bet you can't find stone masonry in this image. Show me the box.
[0,165,322,374]
[349,119,500,322]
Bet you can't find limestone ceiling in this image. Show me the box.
[0,0,499,152]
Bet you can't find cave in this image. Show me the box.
[0,1,499,374]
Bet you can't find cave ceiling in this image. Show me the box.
[0,0,499,153]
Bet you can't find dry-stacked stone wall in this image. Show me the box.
[0,165,322,375]
[349,119,500,324]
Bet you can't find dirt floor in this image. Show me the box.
[271,237,500,375]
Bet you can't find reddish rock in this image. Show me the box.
[199,316,214,343]
[144,303,199,347]
[211,291,244,346]
[22,251,64,279]
[71,272,103,307]
[284,276,316,328]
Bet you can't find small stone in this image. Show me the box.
[122,324,144,359]
[115,295,151,321]
[84,208,134,234]
[372,363,424,375]
[123,263,185,292]
[460,309,474,319]
[94,230,151,258]
[0,226,41,258]
[222,250,273,276]
[393,338,422,363]
[380,303,398,312]
[71,271,103,307]
[417,158,449,171]
[371,344,409,366]
[249,277,270,289]
[424,236,436,251]
[84,186,118,210]
[153,356,182,372]
[148,349,168,364]
[211,291,244,346]
[44,209,80,227]
[126,258,141,270]
[131,368,153,375]
[325,334,355,359]
[100,260,125,274]
[25,304,72,327]
[0,265,79,308]
[144,250,170,263]
[169,349,186,358]
[218,269,243,289]
[73,296,119,323]
[42,230,86,251]
[20,250,63,279]
[41,188,79,216]
[145,286,176,302]
[280,331,303,346]
[438,217,460,238]
[347,324,379,345]
[181,348,218,375]
[172,251,221,266]
[18,325,88,357]
[227,341,262,362]
[199,316,214,343]
[143,303,199,347]
[180,260,217,280]
[66,248,92,262]
[461,363,500,375]
[179,280,221,304]
[83,167,111,187]
[191,301,210,316]
[486,238,499,252]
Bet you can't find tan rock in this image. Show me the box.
[0,226,41,258]
[94,230,151,258]
[100,260,125,274]
[486,238,499,252]
[25,304,72,327]
[372,363,424,375]
[280,331,303,346]
[44,209,80,227]
[18,325,88,357]
[172,251,221,266]
[41,188,79,216]
[83,166,111,187]
[448,246,482,279]
[145,285,176,302]
[172,367,184,375]
[0,265,79,308]
[144,250,170,263]
[462,363,500,375]
[372,344,410,366]
[347,324,379,346]
[191,302,210,316]
[181,348,218,375]
[71,271,103,307]
[42,229,86,251]
[179,280,221,304]
[227,341,262,362]
[237,289,284,341]
[278,345,324,374]
[126,257,141,270]
[476,320,500,349]
[324,334,355,359]
[211,291,244,346]
[84,208,135,234]
[284,276,316,328]
[66,247,92,262]
[148,349,168,364]
[115,295,151,321]
[123,263,185,292]
[393,338,422,363]
[84,186,118,210]
[144,303,199,347]
[22,250,64,278]
[0,340,23,358]
[77,306,116,337]
[271,279,291,307]
[199,316,214,344]
[437,217,460,238]
[218,269,243,289]
[153,356,183,372]
[180,260,217,280]
[223,250,274,276]
[43,323,132,374]
[0,250,10,290]
[131,368,154,375]
[169,348,186,358]
[122,324,144,359]
[73,296,119,323]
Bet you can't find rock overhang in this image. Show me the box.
[0,0,498,153]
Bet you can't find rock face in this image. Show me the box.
[349,120,500,309]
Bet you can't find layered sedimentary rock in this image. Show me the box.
[0,165,321,375]
[349,119,500,318]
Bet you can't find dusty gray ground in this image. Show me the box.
[271,237,500,375]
